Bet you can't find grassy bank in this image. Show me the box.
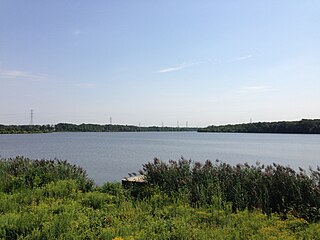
[0,157,319,239]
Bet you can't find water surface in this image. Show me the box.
[0,132,319,185]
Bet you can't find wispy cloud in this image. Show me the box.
[0,69,47,81]
[156,60,208,74]
[74,83,96,88]
[228,54,253,63]
[242,85,270,91]
[156,54,253,74]
[156,63,190,73]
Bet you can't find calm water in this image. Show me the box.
[0,132,319,185]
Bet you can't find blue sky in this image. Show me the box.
[1,1,319,126]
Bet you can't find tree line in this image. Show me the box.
[2,119,320,134]
[0,124,54,134]
[55,123,197,132]
[199,119,320,134]
[0,123,197,134]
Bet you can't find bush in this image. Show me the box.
[141,158,320,222]
[0,156,94,193]
[0,157,319,239]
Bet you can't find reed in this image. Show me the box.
[0,157,319,239]
[0,156,94,193]
[142,158,320,222]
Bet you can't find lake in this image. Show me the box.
[0,132,319,185]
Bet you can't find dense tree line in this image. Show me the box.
[3,119,320,134]
[55,123,197,132]
[0,124,54,134]
[199,119,320,134]
[0,123,197,134]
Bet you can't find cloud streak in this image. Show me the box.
[156,63,191,73]
[0,69,47,81]
[156,60,207,74]
[228,54,253,63]
[156,54,253,74]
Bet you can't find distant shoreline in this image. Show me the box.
[198,119,320,134]
[1,119,320,134]
[0,123,198,134]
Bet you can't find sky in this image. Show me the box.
[0,1,320,127]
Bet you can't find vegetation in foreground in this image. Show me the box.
[142,158,320,222]
[0,156,319,239]
[199,119,320,134]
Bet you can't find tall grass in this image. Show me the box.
[0,156,94,193]
[142,158,320,221]
[0,156,319,239]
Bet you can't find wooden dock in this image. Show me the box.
[122,175,145,188]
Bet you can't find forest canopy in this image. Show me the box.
[199,119,320,134]
[0,123,196,134]
[2,119,320,134]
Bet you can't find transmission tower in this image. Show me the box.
[30,109,34,125]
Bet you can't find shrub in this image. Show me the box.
[141,158,320,221]
[0,156,94,193]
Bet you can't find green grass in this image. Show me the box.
[0,157,319,239]
[142,158,320,222]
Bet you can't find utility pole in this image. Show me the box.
[186,121,188,128]
[30,109,34,126]
[110,117,112,125]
